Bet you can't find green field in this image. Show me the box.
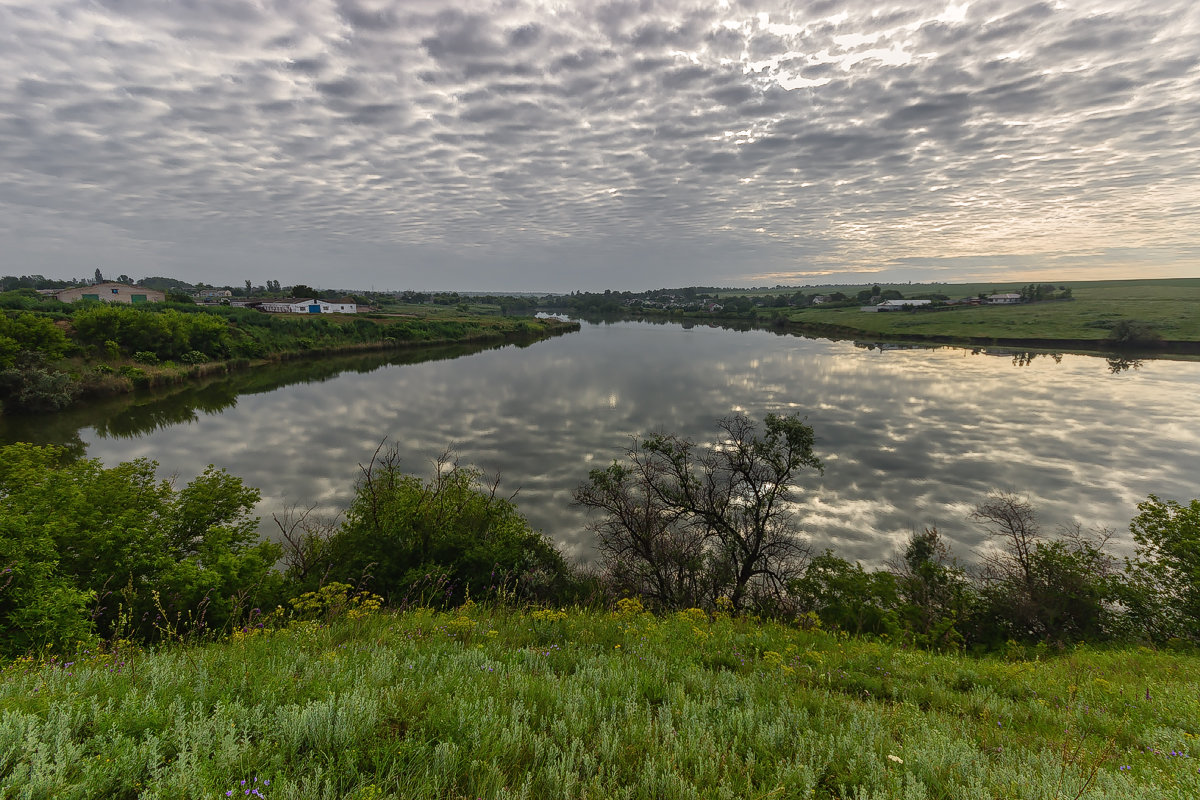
[4,604,1198,799]
[784,279,1200,345]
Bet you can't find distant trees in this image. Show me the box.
[72,304,232,361]
[576,413,822,613]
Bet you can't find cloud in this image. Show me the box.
[0,0,1197,289]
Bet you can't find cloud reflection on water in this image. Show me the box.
[46,322,1200,567]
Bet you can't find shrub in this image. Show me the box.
[297,447,570,606]
[0,361,79,412]
[0,444,282,654]
[1124,495,1200,643]
[1105,320,1163,348]
[180,350,209,364]
[0,311,70,369]
[132,350,159,365]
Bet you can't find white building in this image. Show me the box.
[257,298,357,314]
[54,282,165,304]
[863,299,933,312]
[986,293,1022,305]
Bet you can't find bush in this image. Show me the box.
[1105,320,1163,348]
[1124,495,1200,643]
[132,350,159,365]
[180,350,209,364]
[790,552,899,636]
[0,311,70,370]
[0,361,79,412]
[0,444,282,654]
[295,447,570,606]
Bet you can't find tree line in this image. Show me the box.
[3,415,1199,659]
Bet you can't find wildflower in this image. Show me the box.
[887,754,903,764]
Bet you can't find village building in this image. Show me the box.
[862,299,933,312]
[53,282,165,304]
[254,298,357,314]
[986,293,1022,305]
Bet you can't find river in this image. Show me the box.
[5,320,1198,566]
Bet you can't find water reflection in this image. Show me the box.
[5,322,1198,568]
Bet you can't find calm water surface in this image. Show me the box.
[6,321,1199,566]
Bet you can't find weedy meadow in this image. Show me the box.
[2,600,1198,799]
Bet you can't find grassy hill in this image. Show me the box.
[784,279,1200,346]
[4,604,1197,799]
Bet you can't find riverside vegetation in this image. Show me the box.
[0,293,575,414]
[3,415,1200,797]
[548,278,1200,352]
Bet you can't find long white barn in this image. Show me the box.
[257,299,357,314]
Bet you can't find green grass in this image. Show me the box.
[785,279,1200,343]
[3,606,1198,799]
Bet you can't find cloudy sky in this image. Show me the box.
[1,0,1197,291]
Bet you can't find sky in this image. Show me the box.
[1,0,1198,292]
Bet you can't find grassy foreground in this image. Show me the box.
[3,605,1198,799]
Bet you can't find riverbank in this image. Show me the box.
[780,284,1200,353]
[1,312,578,415]
[77,316,578,397]
[579,278,1200,356]
[4,605,1196,798]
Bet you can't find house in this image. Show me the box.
[864,299,933,312]
[197,289,232,299]
[255,298,357,314]
[986,293,1022,305]
[54,282,165,305]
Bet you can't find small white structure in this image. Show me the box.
[986,293,1022,305]
[864,299,933,312]
[197,289,232,299]
[257,298,357,314]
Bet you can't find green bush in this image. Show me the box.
[0,312,69,370]
[298,447,570,605]
[180,350,208,364]
[0,444,282,654]
[132,350,159,365]
[0,362,78,412]
[1105,320,1163,348]
[1125,495,1200,643]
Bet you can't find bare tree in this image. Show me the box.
[970,492,1119,643]
[574,456,707,609]
[274,503,340,587]
[971,490,1041,590]
[575,413,822,612]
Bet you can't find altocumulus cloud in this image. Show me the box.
[1,0,1197,289]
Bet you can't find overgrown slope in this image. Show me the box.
[3,604,1197,799]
